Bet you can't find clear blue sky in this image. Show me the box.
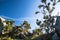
[0,0,41,18]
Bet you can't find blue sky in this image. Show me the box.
[0,0,41,18]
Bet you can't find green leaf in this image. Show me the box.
[53,0,56,6]
[36,19,41,26]
[58,0,60,2]
[0,18,3,27]
[48,2,50,6]
[38,5,44,8]
[51,0,53,2]
[49,7,55,13]
[35,11,40,14]
[41,0,46,3]
[43,15,49,19]
[46,5,50,12]
[53,3,56,6]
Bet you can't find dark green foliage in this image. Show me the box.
[35,11,40,14]
[46,5,50,11]
[35,0,60,40]
[37,0,59,14]
[51,0,53,2]
[23,21,31,29]
[58,0,60,2]
[0,18,3,35]
[48,2,50,6]
[43,15,49,19]
[53,2,56,6]
[41,0,46,4]
[49,7,55,13]
[38,5,44,8]
[0,18,3,27]
[53,0,56,6]
[36,19,41,26]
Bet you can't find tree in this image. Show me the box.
[2,20,15,37]
[35,0,60,40]
[0,18,3,27]
[17,21,31,40]
[23,21,31,29]
[0,18,3,35]
[3,20,15,31]
[21,21,31,33]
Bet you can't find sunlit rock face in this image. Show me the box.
[0,16,6,26]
